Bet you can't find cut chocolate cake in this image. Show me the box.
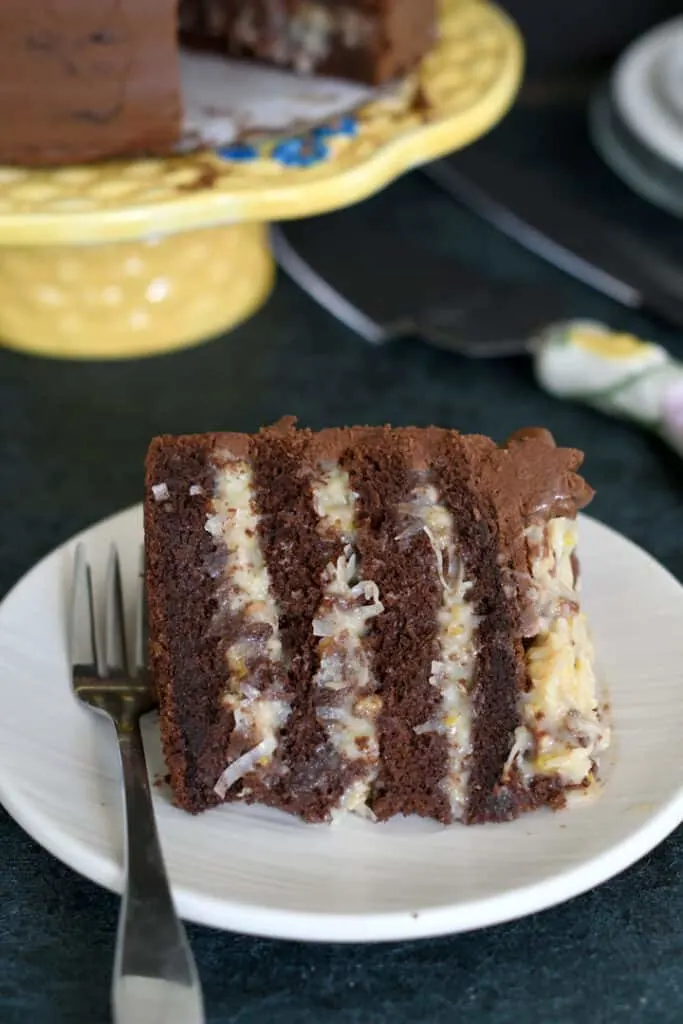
[145,418,610,825]
[1,0,436,166]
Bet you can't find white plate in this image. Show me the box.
[0,505,682,943]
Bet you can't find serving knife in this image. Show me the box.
[422,148,683,332]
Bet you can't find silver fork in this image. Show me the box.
[70,543,205,1024]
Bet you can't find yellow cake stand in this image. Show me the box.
[0,0,523,359]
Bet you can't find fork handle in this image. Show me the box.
[112,716,204,1024]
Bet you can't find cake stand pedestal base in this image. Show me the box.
[0,222,274,360]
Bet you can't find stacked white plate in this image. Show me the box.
[591,16,683,216]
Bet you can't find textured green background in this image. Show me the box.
[2,102,683,1023]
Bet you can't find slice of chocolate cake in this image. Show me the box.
[145,418,610,825]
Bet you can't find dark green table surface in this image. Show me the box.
[2,99,683,1024]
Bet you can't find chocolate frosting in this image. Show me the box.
[270,418,594,526]
[502,428,594,521]
[0,0,180,165]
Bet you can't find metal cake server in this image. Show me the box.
[273,218,683,462]
[272,219,567,357]
[70,544,205,1024]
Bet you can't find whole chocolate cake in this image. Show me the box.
[145,418,610,825]
[0,0,436,166]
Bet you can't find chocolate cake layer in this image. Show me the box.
[424,431,520,824]
[338,429,448,822]
[457,428,597,821]
[145,419,606,826]
[247,421,361,822]
[146,433,249,813]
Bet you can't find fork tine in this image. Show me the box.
[71,543,98,674]
[104,544,128,676]
[134,545,147,676]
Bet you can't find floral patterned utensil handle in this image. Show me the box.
[533,321,683,457]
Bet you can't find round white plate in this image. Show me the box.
[0,505,682,943]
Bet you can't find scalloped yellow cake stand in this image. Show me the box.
[0,0,522,359]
